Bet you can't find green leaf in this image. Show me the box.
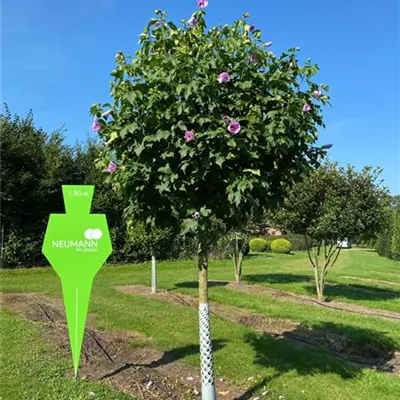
[216,156,225,168]
[106,131,119,145]
[134,143,145,156]
[181,218,198,235]
[244,169,261,176]
[155,181,171,193]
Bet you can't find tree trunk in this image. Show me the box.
[234,252,244,283]
[313,265,323,301]
[0,224,4,268]
[151,249,157,294]
[198,242,216,400]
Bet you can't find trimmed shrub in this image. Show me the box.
[264,235,283,251]
[249,237,268,252]
[271,238,292,254]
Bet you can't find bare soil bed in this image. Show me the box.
[1,292,245,400]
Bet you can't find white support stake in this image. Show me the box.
[151,254,157,294]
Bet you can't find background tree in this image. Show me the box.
[390,200,400,260]
[0,106,76,267]
[376,196,400,261]
[0,109,128,267]
[90,6,330,398]
[275,162,389,301]
[223,217,261,283]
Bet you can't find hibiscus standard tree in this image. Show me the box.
[90,1,330,398]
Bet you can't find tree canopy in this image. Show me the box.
[275,162,389,242]
[90,9,331,234]
[274,162,389,300]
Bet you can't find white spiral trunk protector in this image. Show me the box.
[199,302,216,399]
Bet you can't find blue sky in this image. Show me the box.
[2,0,399,194]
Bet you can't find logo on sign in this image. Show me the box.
[51,228,103,252]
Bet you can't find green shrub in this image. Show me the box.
[391,206,400,261]
[249,238,268,252]
[121,220,179,262]
[376,218,394,259]
[2,230,45,268]
[263,235,283,251]
[271,238,292,254]
[284,233,315,251]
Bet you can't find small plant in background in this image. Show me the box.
[249,238,269,252]
[223,231,251,282]
[270,238,292,254]
[263,235,284,251]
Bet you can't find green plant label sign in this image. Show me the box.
[42,185,112,378]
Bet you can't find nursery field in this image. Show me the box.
[1,249,400,400]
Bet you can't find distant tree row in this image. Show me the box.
[1,106,395,278]
[0,106,175,268]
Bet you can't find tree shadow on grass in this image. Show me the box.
[283,322,397,368]
[304,282,400,302]
[240,332,357,396]
[100,340,227,380]
[238,321,398,399]
[235,376,276,400]
[245,253,296,259]
[245,332,357,377]
[245,253,275,259]
[244,273,312,284]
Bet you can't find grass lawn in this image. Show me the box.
[0,310,134,400]
[1,248,399,399]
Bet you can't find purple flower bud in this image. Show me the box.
[308,147,318,154]
[188,16,198,26]
[103,162,117,174]
[91,118,101,132]
[228,121,241,135]
[249,24,255,32]
[197,0,208,8]
[184,131,196,141]
[302,103,311,112]
[217,72,230,83]
[222,115,230,123]
[264,41,273,47]
[101,110,112,118]
[250,53,258,63]
[321,143,333,149]
[313,90,322,99]
[193,211,200,219]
